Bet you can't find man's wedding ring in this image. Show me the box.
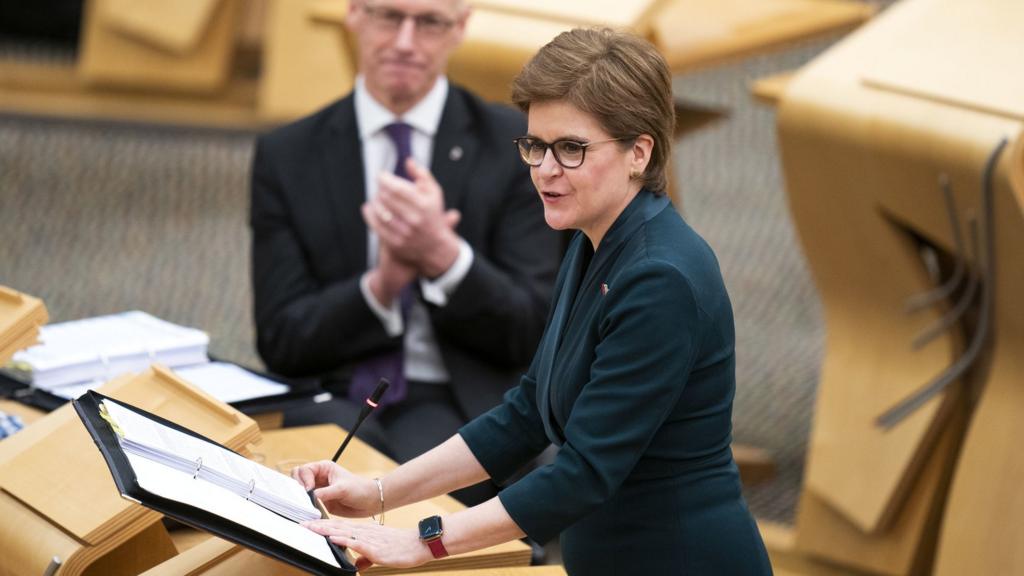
[377,206,394,224]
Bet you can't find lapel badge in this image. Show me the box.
[449,145,464,161]
[600,283,609,296]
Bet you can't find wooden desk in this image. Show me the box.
[153,425,531,575]
[417,568,566,576]
[652,0,875,73]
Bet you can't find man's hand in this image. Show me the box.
[368,158,462,278]
[362,204,418,306]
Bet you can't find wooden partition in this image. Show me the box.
[0,367,260,576]
[78,0,242,93]
[0,286,48,365]
[652,0,875,73]
[775,0,1024,573]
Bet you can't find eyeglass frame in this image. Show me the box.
[512,136,634,169]
[360,2,458,38]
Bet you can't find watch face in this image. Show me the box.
[419,515,443,540]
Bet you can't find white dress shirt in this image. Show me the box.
[354,75,474,384]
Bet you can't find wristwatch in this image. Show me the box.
[418,515,449,559]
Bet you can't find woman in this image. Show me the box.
[295,28,772,574]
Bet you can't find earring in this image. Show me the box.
[630,169,641,179]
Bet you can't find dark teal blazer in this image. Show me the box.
[461,189,771,574]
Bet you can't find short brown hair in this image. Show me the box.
[511,28,675,194]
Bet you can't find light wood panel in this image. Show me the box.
[776,0,1022,535]
[0,285,48,365]
[414,568,567,576]
[78,0,241,93]
[258,0,357,122]
[470,0,669,33]
[776,0,1024,572]
[759,521,873,576]
[794,402,965,575]
[0,58,264,130]
[860,0,1024,123]
[653,0,875,73]
[934,134,1024,575]
[750,71,795,106]
[103,0,223,55]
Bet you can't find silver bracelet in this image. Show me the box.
[372,477,385,526]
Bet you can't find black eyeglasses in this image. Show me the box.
[513,136,631,169]
[362,3,457,37]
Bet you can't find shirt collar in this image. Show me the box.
[354,75,449,140]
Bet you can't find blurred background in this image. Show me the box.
[0,0,888,557]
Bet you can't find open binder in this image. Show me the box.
[74,390,357,576]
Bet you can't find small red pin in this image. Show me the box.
[600,283,609,296]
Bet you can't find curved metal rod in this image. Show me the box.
[877,137,1008,429]
[905,174,968,313]
[911,218,980,350]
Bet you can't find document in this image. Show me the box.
[12,311,208,390]
[127,453,339,568]
[171,362,289,403]
[103,398,320,523]
[75,391,354,575]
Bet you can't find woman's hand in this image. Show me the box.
[291,460,379,518]
[303,519,432,571]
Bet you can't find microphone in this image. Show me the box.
[331,378,390,463]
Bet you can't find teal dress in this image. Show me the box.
[460,189,771,575]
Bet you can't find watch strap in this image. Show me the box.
[426,537,449,558]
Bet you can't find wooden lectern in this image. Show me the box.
[143,424,533,575]
[775,0,1024,573]
[0,366,260,576]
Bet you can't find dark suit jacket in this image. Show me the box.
[461,190,771,574]
[250,84,561,418]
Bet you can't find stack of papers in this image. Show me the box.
[10,311,288,404]
[0,286,49,365]
[13,311,209,391]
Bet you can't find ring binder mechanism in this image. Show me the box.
[98,397,322,524]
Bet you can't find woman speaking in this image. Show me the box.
[294,28,771,575]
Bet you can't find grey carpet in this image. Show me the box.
[0,26,880,524]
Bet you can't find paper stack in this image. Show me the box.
[12,311,209,395]
[9,310,288,404]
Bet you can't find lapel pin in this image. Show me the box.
[600,283,609,296]
[449,145,463,161]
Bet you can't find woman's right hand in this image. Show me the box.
[291,460,380,518]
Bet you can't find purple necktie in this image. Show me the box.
[349,122,415,410]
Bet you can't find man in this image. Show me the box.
[250,0,560,503]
